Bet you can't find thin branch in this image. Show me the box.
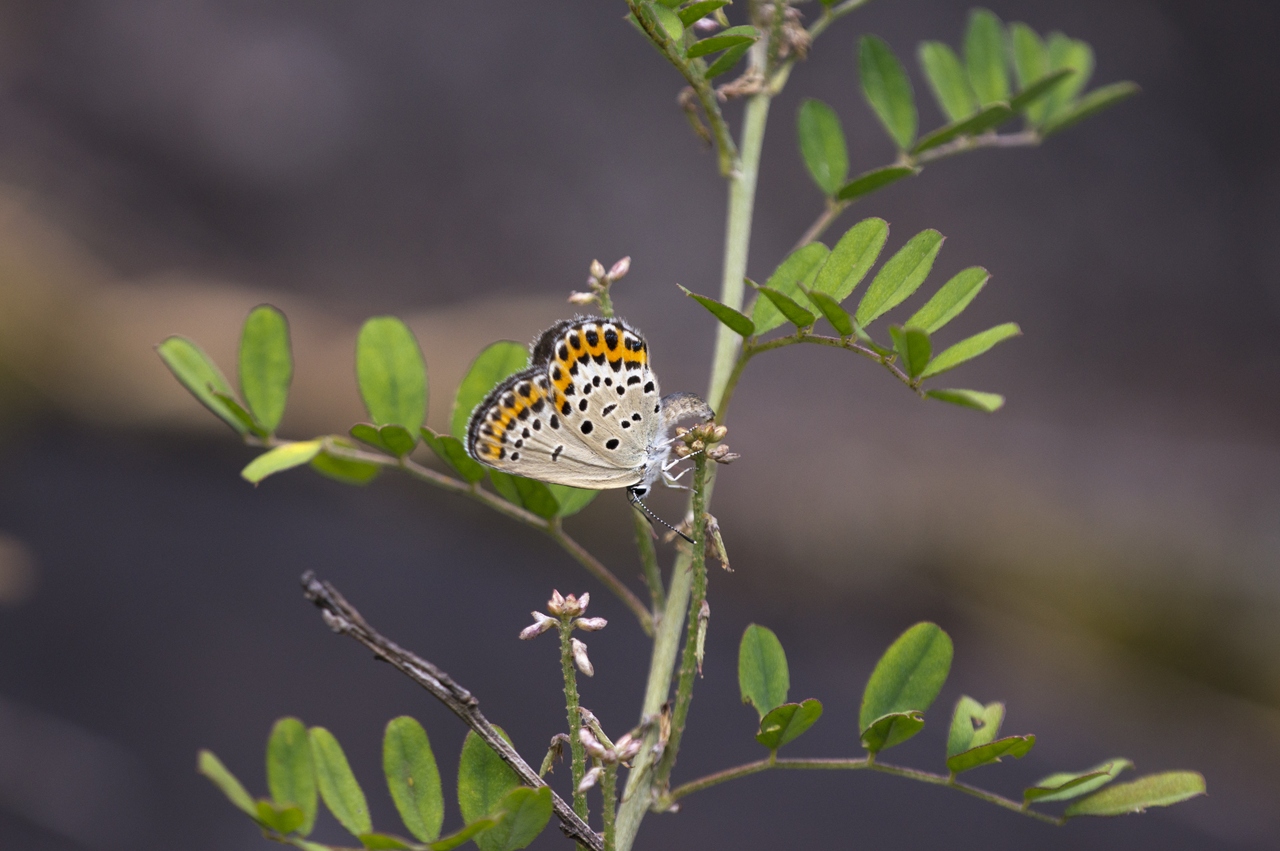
[320,443,654,635]
[665,756,1066,826]
[625,0,738,175]
[301,573,605,851]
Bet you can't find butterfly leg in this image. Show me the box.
[628,487,693,544]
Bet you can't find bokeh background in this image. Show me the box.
[0,0,1276,848]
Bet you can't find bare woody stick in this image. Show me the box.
[300,572,604,851]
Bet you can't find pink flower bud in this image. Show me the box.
[519,611,557,640]
[579,727,607,759]
[577,765,603,794]
[589,259,606,280]
[571,638,594,677]
[575,617,608,632]
[608,256,631,279]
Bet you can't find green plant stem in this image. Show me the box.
[602,762,619,851]
[315,440,655,635]
[664,757,1066,826]
[652,455,710,792]
[559,621,590,832]
[632,507,665,617]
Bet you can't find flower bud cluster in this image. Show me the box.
[568,256,631,307]
[672,422,739,464]
[518,590,607,642]
[757,2,811,60]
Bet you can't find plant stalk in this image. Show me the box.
[559,621,589,830]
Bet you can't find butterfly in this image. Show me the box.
[465,316,712,532]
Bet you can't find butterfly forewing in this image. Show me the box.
[541,318,663,469]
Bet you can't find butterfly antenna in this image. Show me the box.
[628,488,694,545]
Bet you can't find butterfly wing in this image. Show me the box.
[540,318,664,469]
[466,364,643,489]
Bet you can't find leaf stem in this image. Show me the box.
[318,442,656,635]
[791,130,1043,249]
[602,762,619,851]
[664,756,1066,825]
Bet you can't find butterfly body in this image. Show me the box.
[466,316,710,498]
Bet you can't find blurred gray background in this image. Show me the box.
[0,0,1276,849]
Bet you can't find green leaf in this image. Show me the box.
[859,35,917,150]
[1044,34,1094,118]
[212,391,267,437]
[889,325,931,379]
[855,230,944,327]
[906,267,989,333]
[546,484,598,518]
[1008,68,1070,113]
[859,622,953,732]
[487,470,560,520]
[1064,771,1206,817]
[964,8,1010,106]
[311,439,382,485]
[268,718,317,836]
[806,291,855,337]
[1009,68,1073,113]
[239,305,292,433]
[242,440,323,484]
[705,41,752,79]
[1040,82,1140,138]
[752,242,829,334]
[860,711,925,753]
[837,165,917,202]
[359,833,416,850]
[925,388,1005,412]
[156,336,247,434]
[755,699,823,750]
[309,726,372,837]
[379,424,417,457]
[650,3,684,43]
[677,0,728,27]
[483,787,552,851]
[911,103,1013,154]
[357,317,428,435]
[1025,759,1133,804]
[679,285,755,337]
[797,98,849,196]
[429,819,497,851]
[945,696,1004,759]
[754,284,816,330]
[350,423,391,453]
[1009,23,1049,124]
[420,428,487,484]
[811,218,889,303]
[256,800,307,835]
[451,342,529,441]
[919,322,1020,378]
[198,750,257,817]
[384,716,444,843]
[918,42,977,122]
[947,735,1035,774]
[687,25,756,59]
[738,624,790,718]
[458,730,521,851]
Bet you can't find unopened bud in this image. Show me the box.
[674,443,692,458]
[548,589,566,616]
[519,611,557,640]
[571,638,594,677]
[615,734,642,762]
[568,291,596,304]
[692,16,721,33]
[710,424,728,442]
[575,616,608,632]
[690,439,705,452]
[708,445,740,464]
[579,727,607,759]
[696,599,710,675]
[608,256,631,280]
[577,765,603,794]
[589,259,607,280]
